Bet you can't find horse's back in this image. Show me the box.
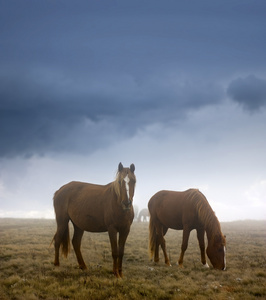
[54,181,107,203]
[54,181,106,213]
[148,189,191,210]
[148,189,201,229]
[54,181,112,232]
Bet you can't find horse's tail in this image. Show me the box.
[60,223,70,258]
[51,218,70,258]
[53,188,71,258]
[148,214,157,260]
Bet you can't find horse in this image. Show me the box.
[148,189,226,270]
[133,205,139,221]
[52,162,136,278]
[138,208,150,222]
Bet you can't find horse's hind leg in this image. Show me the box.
[53,217,70,266]
[72,224,87,270]
[161,226,170,266]
[154,237,160,263]
[155,224,170,266]
[54,234,61,266]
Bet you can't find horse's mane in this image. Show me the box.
[187,189,222,236]
[111,168,136,198]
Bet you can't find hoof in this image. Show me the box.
[113,271,122,279]
[153,260,159,266]
[79,265,87,270]
[202,263,209,269]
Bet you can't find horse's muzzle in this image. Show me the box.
[122,200,132,210]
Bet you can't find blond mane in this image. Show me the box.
[187,189,222,236]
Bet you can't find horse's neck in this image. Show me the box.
[196,197,222,241]
[205,216,222,241]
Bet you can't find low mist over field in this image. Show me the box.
[1,1,266,221]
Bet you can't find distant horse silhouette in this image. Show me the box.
[52,162,136,278]
[148,189,226,270]
[133,205,139,221]
[138,208,150,222]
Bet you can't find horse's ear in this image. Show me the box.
[130,164,135,173]
[118,162,124,172]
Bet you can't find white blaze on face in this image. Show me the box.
[124,175,130,199]
[223,246,226,270]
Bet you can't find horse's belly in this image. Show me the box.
[70,212,107,232]
[67,196,108,232]
[161,218,183,230]
[157,210,183,230]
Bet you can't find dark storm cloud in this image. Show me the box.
[0,66,224,157]
[1,0,266,157]
[227,75,266,111]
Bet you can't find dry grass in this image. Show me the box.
[0,218,265,299]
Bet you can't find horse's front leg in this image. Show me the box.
[178,226,191,268]
[108,227,119,277]
[118,228,130,278]
[197,227,209,268]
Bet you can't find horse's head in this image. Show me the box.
[116,162,136,210]
[206,234,226,270]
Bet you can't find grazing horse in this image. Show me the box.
[138,208,150,222]
[52,162,136,278]
[148,189,226,270]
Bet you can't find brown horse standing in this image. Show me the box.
[52,162,136,278]
[148,189,226,270]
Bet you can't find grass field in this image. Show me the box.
[0,218,265,299]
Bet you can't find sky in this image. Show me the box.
[0,0,266,222]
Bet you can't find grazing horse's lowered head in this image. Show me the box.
[206,233,227,270]
[113,162,136,211]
